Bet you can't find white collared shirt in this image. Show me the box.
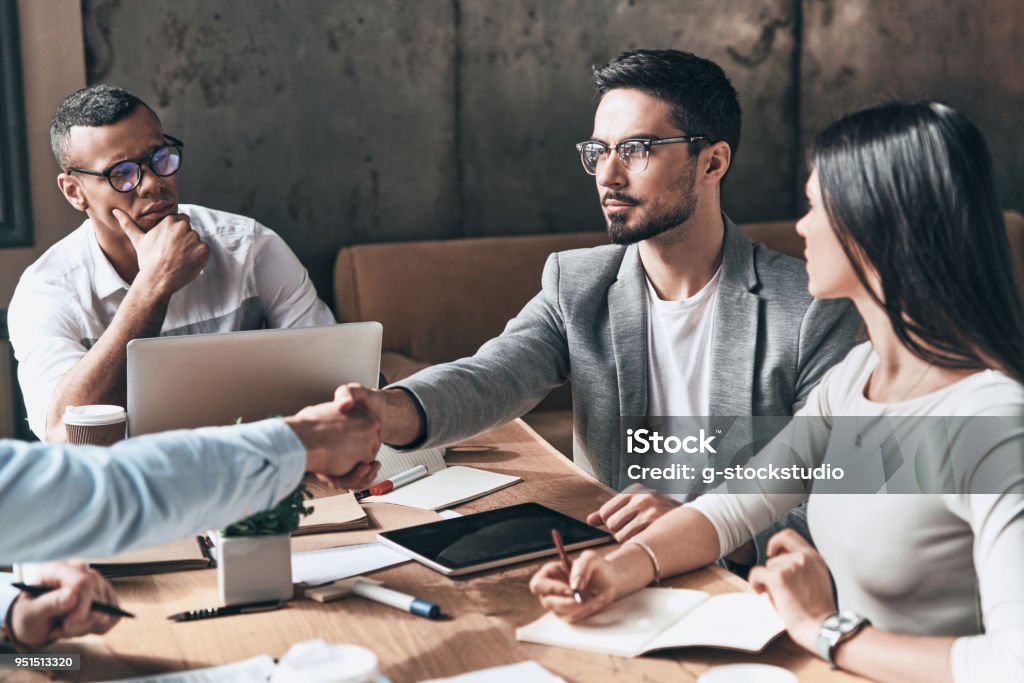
[8,204,336,438]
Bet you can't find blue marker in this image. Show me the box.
[352,580,442,619]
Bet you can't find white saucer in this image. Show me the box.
[698,664,799,683]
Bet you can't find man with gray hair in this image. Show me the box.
[9,85,335,442]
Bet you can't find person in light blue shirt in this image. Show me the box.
[1,399,381,651]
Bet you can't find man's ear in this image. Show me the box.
[701,141,732,184]
[57,173,88,212]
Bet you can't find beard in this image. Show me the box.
[606,171,699,246]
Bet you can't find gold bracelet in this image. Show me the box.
[625,539,661,585]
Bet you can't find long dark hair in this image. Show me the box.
[812,100,1024,382]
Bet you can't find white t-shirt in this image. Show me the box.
[646,267,721,418]
[8,204,336,438]
[689,342,1024,681]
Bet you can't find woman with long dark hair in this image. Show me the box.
[529,101,1024,682]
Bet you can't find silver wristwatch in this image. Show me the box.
[815,610,870,668]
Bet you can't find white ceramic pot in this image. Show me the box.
[217,533,293,605]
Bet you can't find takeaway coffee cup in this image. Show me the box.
[63,405,127,446]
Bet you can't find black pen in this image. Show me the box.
[12,582,135,619]
[167,599,286,622]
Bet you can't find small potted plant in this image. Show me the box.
[217,482,313,605]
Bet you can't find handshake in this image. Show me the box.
[282,383,416,491]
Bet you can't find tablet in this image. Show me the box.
[377,503,613,576]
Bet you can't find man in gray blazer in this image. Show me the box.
[338,50,860,563]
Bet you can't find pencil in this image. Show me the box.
[550,529,584,604]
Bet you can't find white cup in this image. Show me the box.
[271,640,380,683]
[63,405,127,446]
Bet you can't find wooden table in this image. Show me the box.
[17,420,865,682]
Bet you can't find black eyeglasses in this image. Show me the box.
[67,135,185,192]
[575,135,708,175]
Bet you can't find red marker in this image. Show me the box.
[367,464,429,496]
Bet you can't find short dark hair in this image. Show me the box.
[50,84,153,170]
[592,49,741,160]
[812,100,1024,382]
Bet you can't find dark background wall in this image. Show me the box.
[81,0,1024,309]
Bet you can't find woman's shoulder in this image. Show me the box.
[946,369,1024,416]
[818,341,877,394]
[795,342,875,418]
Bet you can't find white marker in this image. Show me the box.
[352,579,441,619]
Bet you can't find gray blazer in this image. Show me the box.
[397,217,862,489]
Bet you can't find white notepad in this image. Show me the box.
[102,655,275,682]
[515,588,785,658]
[363,466,522,510]
[373,445,447,483]
[291,542,410,585]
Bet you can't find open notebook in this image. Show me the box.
[516,588,785,657]
[366,446,521,510]
[372,444,448,481]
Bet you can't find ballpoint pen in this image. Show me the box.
[551,529,584,604]
[12,582,136,619]
[167,599,286,622]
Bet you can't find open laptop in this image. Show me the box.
[126,322,382,436]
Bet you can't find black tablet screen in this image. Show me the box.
[380,503,612,570]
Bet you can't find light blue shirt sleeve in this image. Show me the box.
[0,419,306,563]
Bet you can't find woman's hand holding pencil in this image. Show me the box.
[529,530,622,623]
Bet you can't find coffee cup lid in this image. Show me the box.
[63,405,127,426]
[271,640,379,683]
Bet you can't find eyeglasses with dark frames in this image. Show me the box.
[575,135,709,175]
[67,134,185,192]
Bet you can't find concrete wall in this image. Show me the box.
[78,0,805,306]
[3,0,1020,436]
[8,0,1024,312]
[0,0,84,437]
[0,0,84,309]
[69,1,1024,309]
[800,0,1024,209]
